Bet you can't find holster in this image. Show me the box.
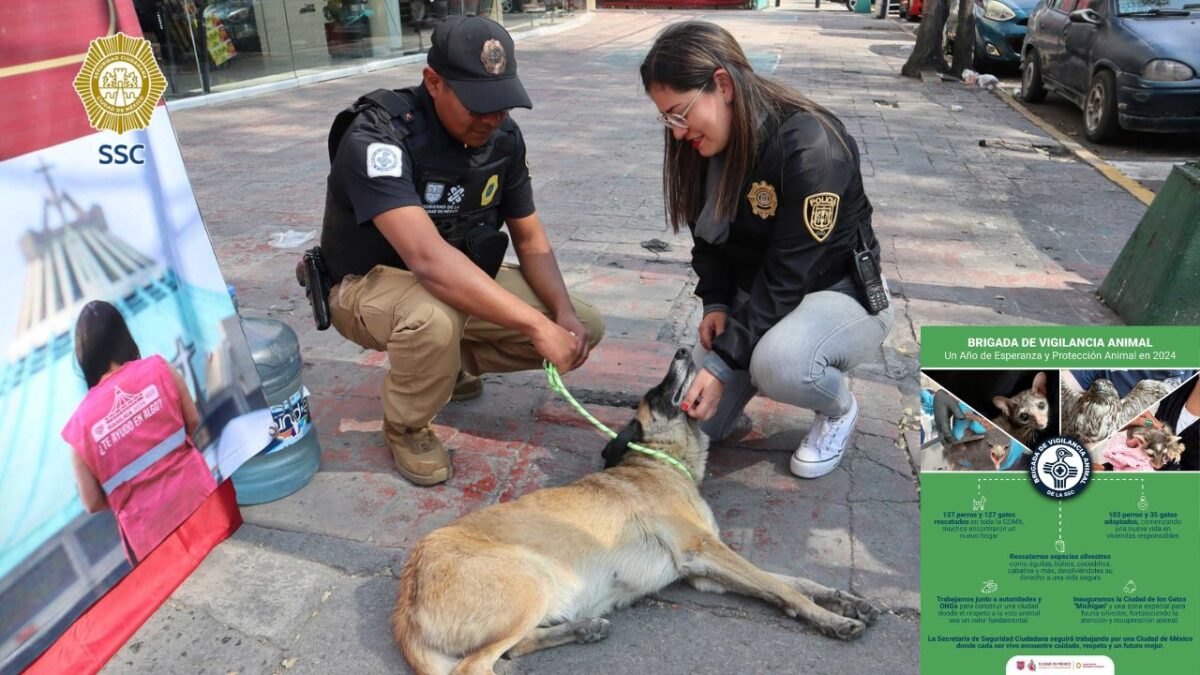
[461,224,509,279]
[295,247,332,330]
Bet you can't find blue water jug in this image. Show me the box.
[230,317,321,505]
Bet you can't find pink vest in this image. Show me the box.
[62,355,217,561]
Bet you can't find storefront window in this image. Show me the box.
[133,0,574,100]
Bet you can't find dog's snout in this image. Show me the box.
[673,348,689,361]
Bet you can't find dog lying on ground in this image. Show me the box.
[392,349,880,675]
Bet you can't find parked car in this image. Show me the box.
[899,0,924,20]
[1020,0,1200,141]
[944,0,1042,72]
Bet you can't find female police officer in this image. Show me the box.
[640,21,893,479]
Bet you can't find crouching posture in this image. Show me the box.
[318,16,603,485]
[392,350,879,675]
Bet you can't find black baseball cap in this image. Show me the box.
[427,15,532,114]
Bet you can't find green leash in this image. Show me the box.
[543,362,695,482]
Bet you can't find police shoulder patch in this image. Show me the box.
[803,192,840,243]
[366,142,402,178]
[746,181,778,219]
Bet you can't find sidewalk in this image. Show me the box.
[106,8,1144,674]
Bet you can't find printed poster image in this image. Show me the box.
[0,9,275,671]
[918,327,1200,674]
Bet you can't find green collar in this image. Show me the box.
[544,362,696,483]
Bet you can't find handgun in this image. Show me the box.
[295,247,331,330]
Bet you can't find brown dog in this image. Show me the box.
[392,349,880,674]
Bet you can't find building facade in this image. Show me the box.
[132,1,581,100]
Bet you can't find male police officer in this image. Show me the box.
[318,16,603,486]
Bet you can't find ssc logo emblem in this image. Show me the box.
[366,143,402,178]
[746,181,777,219]
[803,192,840,242]
[73,33,167,134]
[424,182,446,204]
[480,174,499,207]
[1029,437,1092,499]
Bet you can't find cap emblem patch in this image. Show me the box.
[481,39,507,76]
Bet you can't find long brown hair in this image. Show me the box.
[640,21,845,233]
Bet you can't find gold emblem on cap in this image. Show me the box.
[803,192,840,242]
[481,39,507,76]
[73,33,167,134]
[746,181,778,219]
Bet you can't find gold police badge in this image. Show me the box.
[803,192,840,242]
[746,181,777,219]
[481,39,507,76]
[73,33,167,135]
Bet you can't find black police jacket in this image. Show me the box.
[320,84,535,284]
[693,110,879,374]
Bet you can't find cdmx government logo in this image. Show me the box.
[74,32,167,134]
[1029,437,1092,499]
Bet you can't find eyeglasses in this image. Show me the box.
[657,84,708,130]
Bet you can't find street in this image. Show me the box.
[1001,84,1200,193]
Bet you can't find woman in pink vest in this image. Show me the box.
[62,301,216,563]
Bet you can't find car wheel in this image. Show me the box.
[1084,70,1119,143]
[501,0,514,11]
[1020,49,1047,103]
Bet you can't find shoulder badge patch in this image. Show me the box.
[481,174,499,207]
[481,39,507,76]
[366,143,403,178]
[803,192,840,242]
[746,181,778,219]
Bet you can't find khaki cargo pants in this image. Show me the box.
[329,264,604,433]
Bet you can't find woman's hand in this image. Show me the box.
[699,311,728,351]
[681,368,724,421]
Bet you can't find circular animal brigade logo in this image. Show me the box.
[1029,437,1092,499]
[74,33,167,135]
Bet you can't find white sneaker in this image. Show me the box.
[790,395,859,479]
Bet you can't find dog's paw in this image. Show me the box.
[573,618,611,644]
[822,590,881,626]
[821,616,866,642]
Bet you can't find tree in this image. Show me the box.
[901,0,950,78]
[948,0,978,77]
[900,0,977,79]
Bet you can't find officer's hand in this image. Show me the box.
[933,389,965,443]
[533,320,581,374]
[556,312,590,370]
[681,368,724,421]
[699,311,728,351]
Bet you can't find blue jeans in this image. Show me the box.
[694,281,894,441]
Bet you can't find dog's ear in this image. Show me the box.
[602,418,643,469]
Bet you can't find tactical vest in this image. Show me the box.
[328,88,514,270]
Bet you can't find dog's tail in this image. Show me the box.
[393,545,457,675]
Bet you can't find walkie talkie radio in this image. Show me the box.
[852,231,889,315]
